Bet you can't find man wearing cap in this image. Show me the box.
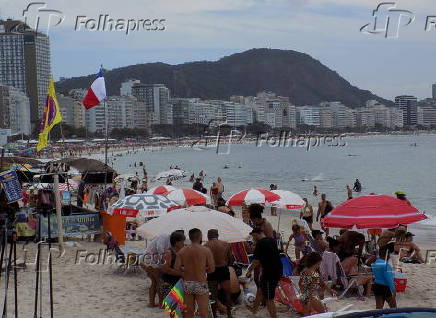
[246,228,282,318]
[395,191,412,206]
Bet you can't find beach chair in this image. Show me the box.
[230,242,251,267]
[274,277,305,314]
[320,251,363,298]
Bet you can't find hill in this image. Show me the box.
[56,48,392,107]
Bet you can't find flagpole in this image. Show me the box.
[104,98,108,188]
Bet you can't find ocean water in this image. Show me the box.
[100,134,436,240]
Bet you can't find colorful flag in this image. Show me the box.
[162,279,186,318]
[82,69,106,109]
[36,78,63,152]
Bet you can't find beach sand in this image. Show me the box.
[3,212,436,317]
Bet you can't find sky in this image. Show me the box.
[2,0,436,101]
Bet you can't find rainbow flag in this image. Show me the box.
[162,279,186,318]
[36,78,63,152]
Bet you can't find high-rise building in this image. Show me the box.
[131,83,171,124]
[297,106,321,127]
[0,84,31,135]
[120,79,140,96]
[0,19,51,124]
[432,83,436,100]
[58,94,85,128]
[417,99,436,127]
[85,96,138,133]
[395,95,418,126]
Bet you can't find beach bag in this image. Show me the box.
[394,269,407,293]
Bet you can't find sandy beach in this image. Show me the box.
[3,211,436,318]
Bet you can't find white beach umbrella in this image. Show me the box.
[137,208,252,242]
[270,190,304,210]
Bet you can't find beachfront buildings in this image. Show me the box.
[131,83,172,125]
[0,19,51,124]
[298,106,321,127]
[0,84,31,136]
[395,95,418,126]
[417,98,436,127]
[170,98,252,127]
[231,91,297,129]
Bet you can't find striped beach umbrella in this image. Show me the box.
[166,189,211,206]
[108,194,180,218]
[226,188,281,206]
[321,194,427,229]
[270,190,304,210]
[147,185,177,195]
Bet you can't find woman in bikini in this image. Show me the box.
[286,224,308,260]
[299,252,336,316]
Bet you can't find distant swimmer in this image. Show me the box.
[353,179,362,193]
[224,165,229,169]
[346,185,353,200]
[313,186,318,196]
[189,173,195,182]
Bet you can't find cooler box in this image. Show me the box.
[394,270,407,293]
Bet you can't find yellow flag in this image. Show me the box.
[37,78,63,152]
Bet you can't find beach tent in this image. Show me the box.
[49,158,116,184]
[321,194,427,229]
[137,207,252,242]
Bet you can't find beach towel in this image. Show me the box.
[320,251,340,284]
[280,254,294,277]
[162,279,186,318]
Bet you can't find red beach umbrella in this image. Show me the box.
[321,194,427,229]
[166,189,211,206]
[146,185,177,195]
[226,188,281,206]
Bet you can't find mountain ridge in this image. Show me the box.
[56,48,393,107]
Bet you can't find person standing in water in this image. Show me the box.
[312,186,318,196]
[353,179,362,192]
[346,185,353,200]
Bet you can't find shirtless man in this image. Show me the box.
[316,194,333,235]
[205,229,234,318]
[175,228,215,318]
[249,204,274,238]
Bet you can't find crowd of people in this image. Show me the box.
[131,174,425,317]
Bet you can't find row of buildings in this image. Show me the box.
[56,82,436,134]
[2,19,436,137]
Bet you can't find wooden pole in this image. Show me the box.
[53,174,64,254]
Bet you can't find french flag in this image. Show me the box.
[82,69,107,109]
